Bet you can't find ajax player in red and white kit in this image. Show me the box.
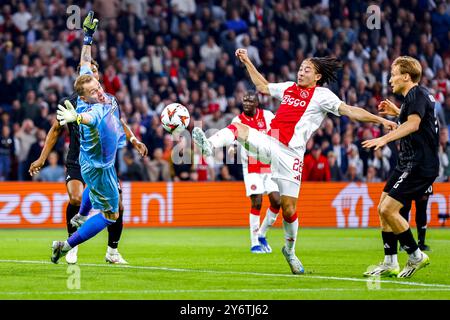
[193,49,397,274]
[231,91,281,254]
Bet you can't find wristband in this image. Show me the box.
[76,114,83,125]
[130,137,138,144]
[83,35,93,45]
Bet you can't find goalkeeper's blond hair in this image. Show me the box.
[74,74,95,96]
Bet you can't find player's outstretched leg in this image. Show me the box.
[51,241,68,264]
[51,212,116,264]
[193,123,247,156]
[192,127,214,156]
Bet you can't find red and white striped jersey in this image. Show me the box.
[232,108,275,174]
[267,82,343,149]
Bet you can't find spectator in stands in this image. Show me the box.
[364,165,382,183]
[347,146,364,181]
[19,90,40,124]
[303,144,331,182]
[121,150,143,181]
[143,148,171,182]
[327,151,343,182]
[368,147,391,181]
[217,165,235,181]
[14,119,36,181]
[0,125,13,181]
[438,127,450,182]
[33,151,64,182]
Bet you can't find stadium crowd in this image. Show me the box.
[0,0,449,183]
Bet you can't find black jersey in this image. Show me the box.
[59,92,80,168]
[396,85,439,177]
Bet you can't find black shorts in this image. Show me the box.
[65,164,85,184]
[384,169,436,206]
[424,184,433,196]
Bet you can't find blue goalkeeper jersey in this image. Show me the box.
[78,101,123,170]
[76,65,126,169]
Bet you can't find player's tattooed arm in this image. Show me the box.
[29,120,63,176]
[80,44,92,67]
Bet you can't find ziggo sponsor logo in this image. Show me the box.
[281,95,308,107]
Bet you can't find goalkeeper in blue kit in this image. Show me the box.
[50,12,129,262]
[51,72,125,263]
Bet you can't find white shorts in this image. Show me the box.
[244,172,279,197]
[246,128,304,198]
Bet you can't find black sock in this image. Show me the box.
[107,211,123,249]
[66,203,80,237]
[382,231,398,255]
[396,228,419,254]
[417,227,427,246]
[415,197,428,246]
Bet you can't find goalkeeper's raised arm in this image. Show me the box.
[79,11,99,69]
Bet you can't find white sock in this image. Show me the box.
[209,127,236,149]
[259,207,279,237]
[383,254,398,265]
[409,248,422,261]
[107,246,118,254]
[62,241,72,251]
[249,212,260,247]
[283,216,298,255]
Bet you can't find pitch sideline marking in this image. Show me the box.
[1,259,449,289]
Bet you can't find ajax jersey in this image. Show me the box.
[267,82,342,149]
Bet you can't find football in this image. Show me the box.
[160,103,190,134]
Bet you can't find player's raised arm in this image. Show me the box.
[120,118,148,157]
[235,48,269,94]
[29,120,63,176]
[79,11,99,70]
[338,102,398,131]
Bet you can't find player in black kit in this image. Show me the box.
[362,56,439,278]
[29,12,147,264]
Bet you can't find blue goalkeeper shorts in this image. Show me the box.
[81,165,119,213]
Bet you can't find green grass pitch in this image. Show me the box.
[0,228,449,300]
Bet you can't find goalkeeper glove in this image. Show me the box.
[56,100,78,126]
[82,11,99,45]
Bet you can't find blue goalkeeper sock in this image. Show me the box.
[79,187,92,217]
[67,213,115,248]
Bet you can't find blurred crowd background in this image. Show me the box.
[0,0,449,183]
